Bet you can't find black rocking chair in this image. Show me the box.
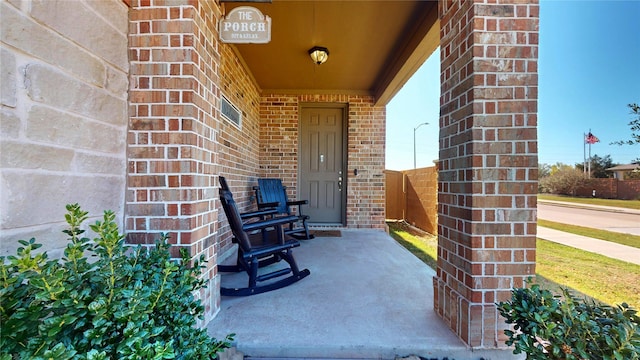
[218,176,310,296]
[254,178,314,240]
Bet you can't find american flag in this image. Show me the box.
[585,132,600,144]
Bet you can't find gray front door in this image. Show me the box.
[299,105,345,225]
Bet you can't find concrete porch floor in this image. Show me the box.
[206,230,521,360]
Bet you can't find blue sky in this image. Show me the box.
[386,0,640,171]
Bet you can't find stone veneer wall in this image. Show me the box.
[1,0,129,257]
[436,0,539,347]
[260,94,387,229]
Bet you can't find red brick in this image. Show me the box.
[437,0,538,347]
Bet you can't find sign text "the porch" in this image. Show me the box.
[220,6,271,44]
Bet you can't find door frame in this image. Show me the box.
[298,102,349,226]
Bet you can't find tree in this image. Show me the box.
[549,162,570,176]
[575,154,617,178]
[538,163,552,178]
[539,165,587,195]
[611,103,640,163]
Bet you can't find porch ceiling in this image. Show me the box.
[223,0,440,106]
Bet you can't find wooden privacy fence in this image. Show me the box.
[384,166,438,235]
[386,169,639,236]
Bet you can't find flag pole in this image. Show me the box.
[583,132,587,175]
[588,128,591,178]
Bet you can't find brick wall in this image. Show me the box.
[347,95,387,229]
[128,0,227,322]
[576,178,640,199]
[1,0,129,257]
[216,32,264,253]
[436,0,538,347]
[127,0,389,321]
[260,94,387,229]
[576,178,617,199]
[618,180,640,200]
[259,95,301,195]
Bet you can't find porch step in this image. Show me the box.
[246,354,520,360]
[218,347,245,360]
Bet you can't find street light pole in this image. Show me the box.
[413,122,429,169]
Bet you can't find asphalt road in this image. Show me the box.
[537,203,640,236]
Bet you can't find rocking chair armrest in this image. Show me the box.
[286,200,308,207]
[256,201,280,210]
[242,215,299,232]
[242,240,300,260]
[240,208,279,220]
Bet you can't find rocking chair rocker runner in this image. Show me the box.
[218,176,310,296]
[254,178,314,240]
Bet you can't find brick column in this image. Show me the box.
[128,0,222,323]
[435,0,539,347]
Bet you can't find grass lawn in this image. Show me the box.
[538,193,640,210]
[387,221,437,270]
[388,221,640,310]
[536,238,640,309]
[538,219,640,249]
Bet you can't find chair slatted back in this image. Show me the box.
[218,178,252,252]
[257,178,290,215]
[219,175,231,192]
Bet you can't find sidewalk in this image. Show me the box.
[537,199,640,265]
[538,199,640,215]
[536,226,640,265]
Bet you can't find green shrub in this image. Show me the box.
[497,282,640,359]
[0,204,233,359]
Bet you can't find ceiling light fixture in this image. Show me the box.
[308,46,329,65]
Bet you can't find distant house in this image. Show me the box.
[607,164,640,180]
